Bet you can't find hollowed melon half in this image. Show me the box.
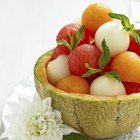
[34,50,140,139]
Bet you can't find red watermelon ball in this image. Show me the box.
[69,44,101,76]
[52,23,89,60]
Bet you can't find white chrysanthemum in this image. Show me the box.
[1,94,77,140]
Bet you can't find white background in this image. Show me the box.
[0,0,137,114]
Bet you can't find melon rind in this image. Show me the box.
[34,50,140,139]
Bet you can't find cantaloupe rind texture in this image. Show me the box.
[34,50,140,139]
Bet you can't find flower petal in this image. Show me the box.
[60,124,79,135]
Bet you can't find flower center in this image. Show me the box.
[27,112,58,136]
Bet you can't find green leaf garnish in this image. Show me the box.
[134,29,140,36]
[75,25,85,47]
[69,35,76,49]
[98,39,111,70]
[130,31,140,45]
[63,133,88,140]
[58,25,85,50]
[108,12,140,45]
[104,71,121,82]
[82,63,102,78]
[57,39,72,50]
[108,13,134,31]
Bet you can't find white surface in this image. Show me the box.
[129,0,140,22]
[0,0,136,117]
[2,75,140,140]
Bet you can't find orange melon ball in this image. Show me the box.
[81,3,112,34]
[56,75,90,94]
[111,51,140,84]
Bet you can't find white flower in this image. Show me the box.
[1,94,77,140]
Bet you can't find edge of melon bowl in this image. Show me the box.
[34,50,140,139]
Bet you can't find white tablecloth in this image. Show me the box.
[2,75,140,140]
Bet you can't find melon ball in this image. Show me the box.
[56,75,90,94]
[90,75,126,96]
[95,21,129,57]
[47,55,70,85]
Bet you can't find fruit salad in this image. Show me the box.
[47,3,140,96]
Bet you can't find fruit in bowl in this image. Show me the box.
[34,3,140,139]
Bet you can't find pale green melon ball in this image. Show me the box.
[95,21,129,57]
[90,75,126,96]
[47,55,70,85]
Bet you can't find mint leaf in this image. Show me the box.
[68,33,76,49]
[82,63,102,78]
[98,39,111,70]
[58,25,85,51]
[85,63,90,68]
[108,13,134,31]
[75,25,85,47]
[70,35,76,49]
[104,71,120,82]
[57,39,72,50]
[108,13,140,45]
[130,31,140,45]
[82,69,101,78]
[134,29,140,36]
[63,133,88,140]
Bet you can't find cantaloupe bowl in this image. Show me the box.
[34,50,140,139]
